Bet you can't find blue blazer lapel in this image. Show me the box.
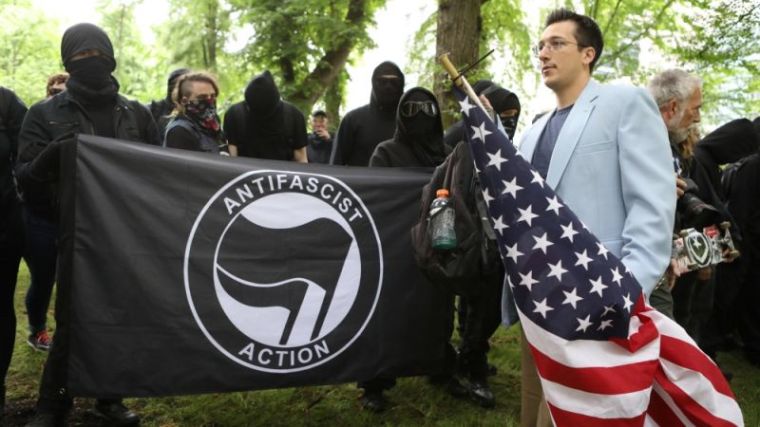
[545,80,601,188]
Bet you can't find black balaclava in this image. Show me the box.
[242,70,290,158]
[371,61,404,113]
[395,87,445,167]
[473,80,521,139]
[167,68,190,100]
[245,70,282,119]
[61,23,118,104]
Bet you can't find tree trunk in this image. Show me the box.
[435,0,483,128]
[204,0,219,70]
[288,0,368,114]
[324,69,346,127]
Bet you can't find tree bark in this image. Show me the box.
[434,0,483,127]
[288,0,368,114]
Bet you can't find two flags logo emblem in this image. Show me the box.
[184,170,383,373]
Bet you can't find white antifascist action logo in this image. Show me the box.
[184,170,383,373]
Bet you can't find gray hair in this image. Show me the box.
[647,69,702,108]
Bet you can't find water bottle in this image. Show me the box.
[429,189,457,250]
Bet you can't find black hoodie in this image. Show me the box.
[369,87,446,168]
[694,118,760,200]
[330,61,405,166]
[224,71,307,160]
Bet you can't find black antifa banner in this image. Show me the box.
[61,135,448,397]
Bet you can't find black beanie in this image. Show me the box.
[60,23,116,70]
[472,80,521,115]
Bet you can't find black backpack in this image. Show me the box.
[410,142,501,296]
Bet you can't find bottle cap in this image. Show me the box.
[436,188,450,198]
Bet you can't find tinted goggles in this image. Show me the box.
[400,101,437,118]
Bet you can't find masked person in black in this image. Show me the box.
[148,68,190,137]
[224,70,307,162]
[330,61,404,166]
[0,86,27,420]
[362,88,463,412]
[698,118,760,367]
[164,72,228,154]
[443,80,521,149]
[16,23,159,427]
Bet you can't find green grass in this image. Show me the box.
[4,262,759,426]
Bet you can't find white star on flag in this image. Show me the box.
[471,123,492,142]
[506,243,524,263]
[545,196,563,215]
[492,215,508,234]
[519,271,539,291]
[530,170,545,187]
[486,149,508,171]
[516,205,538,226]
[547,260,568,281]
[482,190,494,206]
[623,293,634,312]
[611,267,624,286]
[501,177,523,198]
[602,305,617,316]
[576,315,593,332]
[596,242,610,259]
[532,232,553,254]
[533,298,554,319]
[562,288,584,309]
[459,97,474,116]
[560,222,579,242]
[589,276,607,297]
[574,250,593,270]
[598,319,614,331]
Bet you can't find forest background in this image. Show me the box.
[2,0,759,134]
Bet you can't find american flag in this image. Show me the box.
[454,87,743,426]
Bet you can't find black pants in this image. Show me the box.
[457,265,503,381]
[702,255,760,361]
[359,291,459,393]
[36,219,121,414]
[0,204,24,387]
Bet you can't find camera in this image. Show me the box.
[677,177,721,228]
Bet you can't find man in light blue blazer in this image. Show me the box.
[515,8,676,427]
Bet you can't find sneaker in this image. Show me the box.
[93,401,140,426]
[359,390,388,413]
[467,380,495,408]
[27,330,52,352]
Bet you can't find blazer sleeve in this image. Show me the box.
[616,87,676,296]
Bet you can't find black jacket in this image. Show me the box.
[725,153,760,262]
[16,91,159,219]
[694,118,760,201]
[330,62,404,166]
[0,87,28,221]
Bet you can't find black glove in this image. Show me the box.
[26,132,75,183]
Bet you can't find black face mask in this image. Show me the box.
[66,56,113,90]
[501,116,518,140]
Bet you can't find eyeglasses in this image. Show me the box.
[48,88,64,96]
[400,101,437,118]
[532,39,584,57]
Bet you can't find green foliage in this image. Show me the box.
[228,0,387,113]
[0,1,62,106]
[97,0,166,103]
